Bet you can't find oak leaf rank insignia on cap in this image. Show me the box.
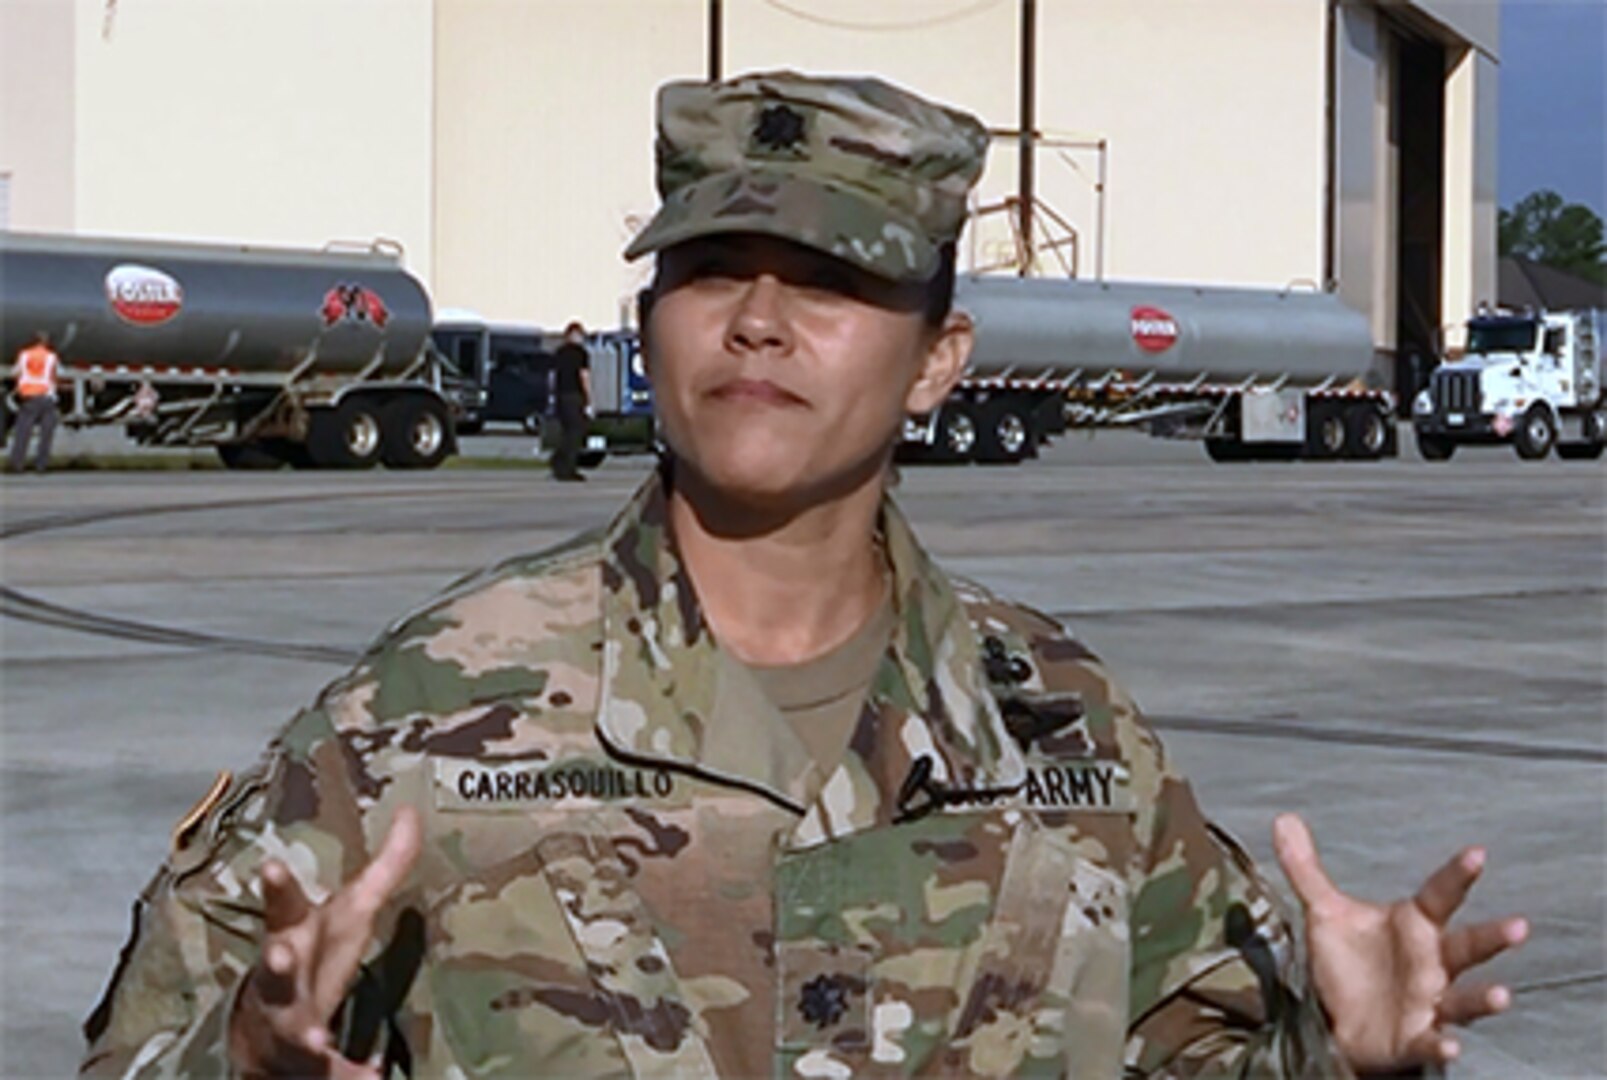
[752,104,808,156]
[625,70,989,283]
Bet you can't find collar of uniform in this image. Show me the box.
[877,495,1021,781]
[594,469,1026,820]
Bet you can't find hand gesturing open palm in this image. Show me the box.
[1273,813,1528,1072]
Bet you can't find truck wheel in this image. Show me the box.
[935,405,978,463]
[1513,406,1557,460]
[1417,433,1456,461]
[216,441,287,470]
[976,400,1032,464]
[1560,411,1607,459]
[1306,404,1348,459]
[381,397,452,469]
[307,399,384,469]
[1344,405,1389,460]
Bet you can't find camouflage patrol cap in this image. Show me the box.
[625,70,989,283]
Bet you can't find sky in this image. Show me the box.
[1498,0,1606,217]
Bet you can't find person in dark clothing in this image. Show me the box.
[550,321,592,481]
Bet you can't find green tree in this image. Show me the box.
[1498,190,1606,285]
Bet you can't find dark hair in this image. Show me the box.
[563,320,586,337]
[921,243,957,329]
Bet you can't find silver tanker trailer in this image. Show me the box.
[0,231,467,469]
[903,274,1395,463]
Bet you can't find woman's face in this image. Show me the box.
[646,234,970,510]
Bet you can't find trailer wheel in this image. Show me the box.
[934,405,978,463]
[307,399,384,469]
[977,400,1032,464]
[1416,433,1456,461]
[1344,405,1389,460]
[381,397,452,470]
[1559,411,1607,460]
[216,441,287,470]
[1513,406,1557,460]
[1306,404,1348,459]
[1204,437,1250,462]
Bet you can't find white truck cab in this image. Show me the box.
[1413,307,1606,461]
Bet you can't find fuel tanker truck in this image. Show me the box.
[0,231,469,469]
[902,274,1395,463]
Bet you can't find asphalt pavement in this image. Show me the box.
[2,430,1602,1077]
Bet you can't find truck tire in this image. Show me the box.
[1204,437,1250,462]
[216,441,287,470]
[1417,433,1456,461]
[1513,406,1557,460]
[934,404,978,463]
[381,397,452,470]
[307,398,384,469]
[1559,411,1607,460]
[1305,403,1348,460]
[976,399,1032,464]
[1344,404,1389,460]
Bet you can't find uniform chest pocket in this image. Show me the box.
[423,811,719,1079]
[773,813,1130,1078]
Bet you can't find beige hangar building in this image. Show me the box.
[3,0,1498,386]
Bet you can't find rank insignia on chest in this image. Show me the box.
[798,973,853,1030]
[778,942,872,1050]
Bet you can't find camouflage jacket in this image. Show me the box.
[83,473,1350,1078]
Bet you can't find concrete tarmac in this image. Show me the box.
[2,432,1603,1077]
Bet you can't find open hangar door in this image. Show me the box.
[1391,20,1447,415]
[1332,3,1457,419]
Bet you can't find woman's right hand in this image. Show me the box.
[228,807,421,1079]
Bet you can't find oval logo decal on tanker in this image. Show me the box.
[1130,305,1179,353]
[105,264,184,326]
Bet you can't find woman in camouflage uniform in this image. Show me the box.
[83,71,1524,1080]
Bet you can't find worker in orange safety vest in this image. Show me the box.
[7,331,63,474]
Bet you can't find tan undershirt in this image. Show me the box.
[739,593,897,781]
